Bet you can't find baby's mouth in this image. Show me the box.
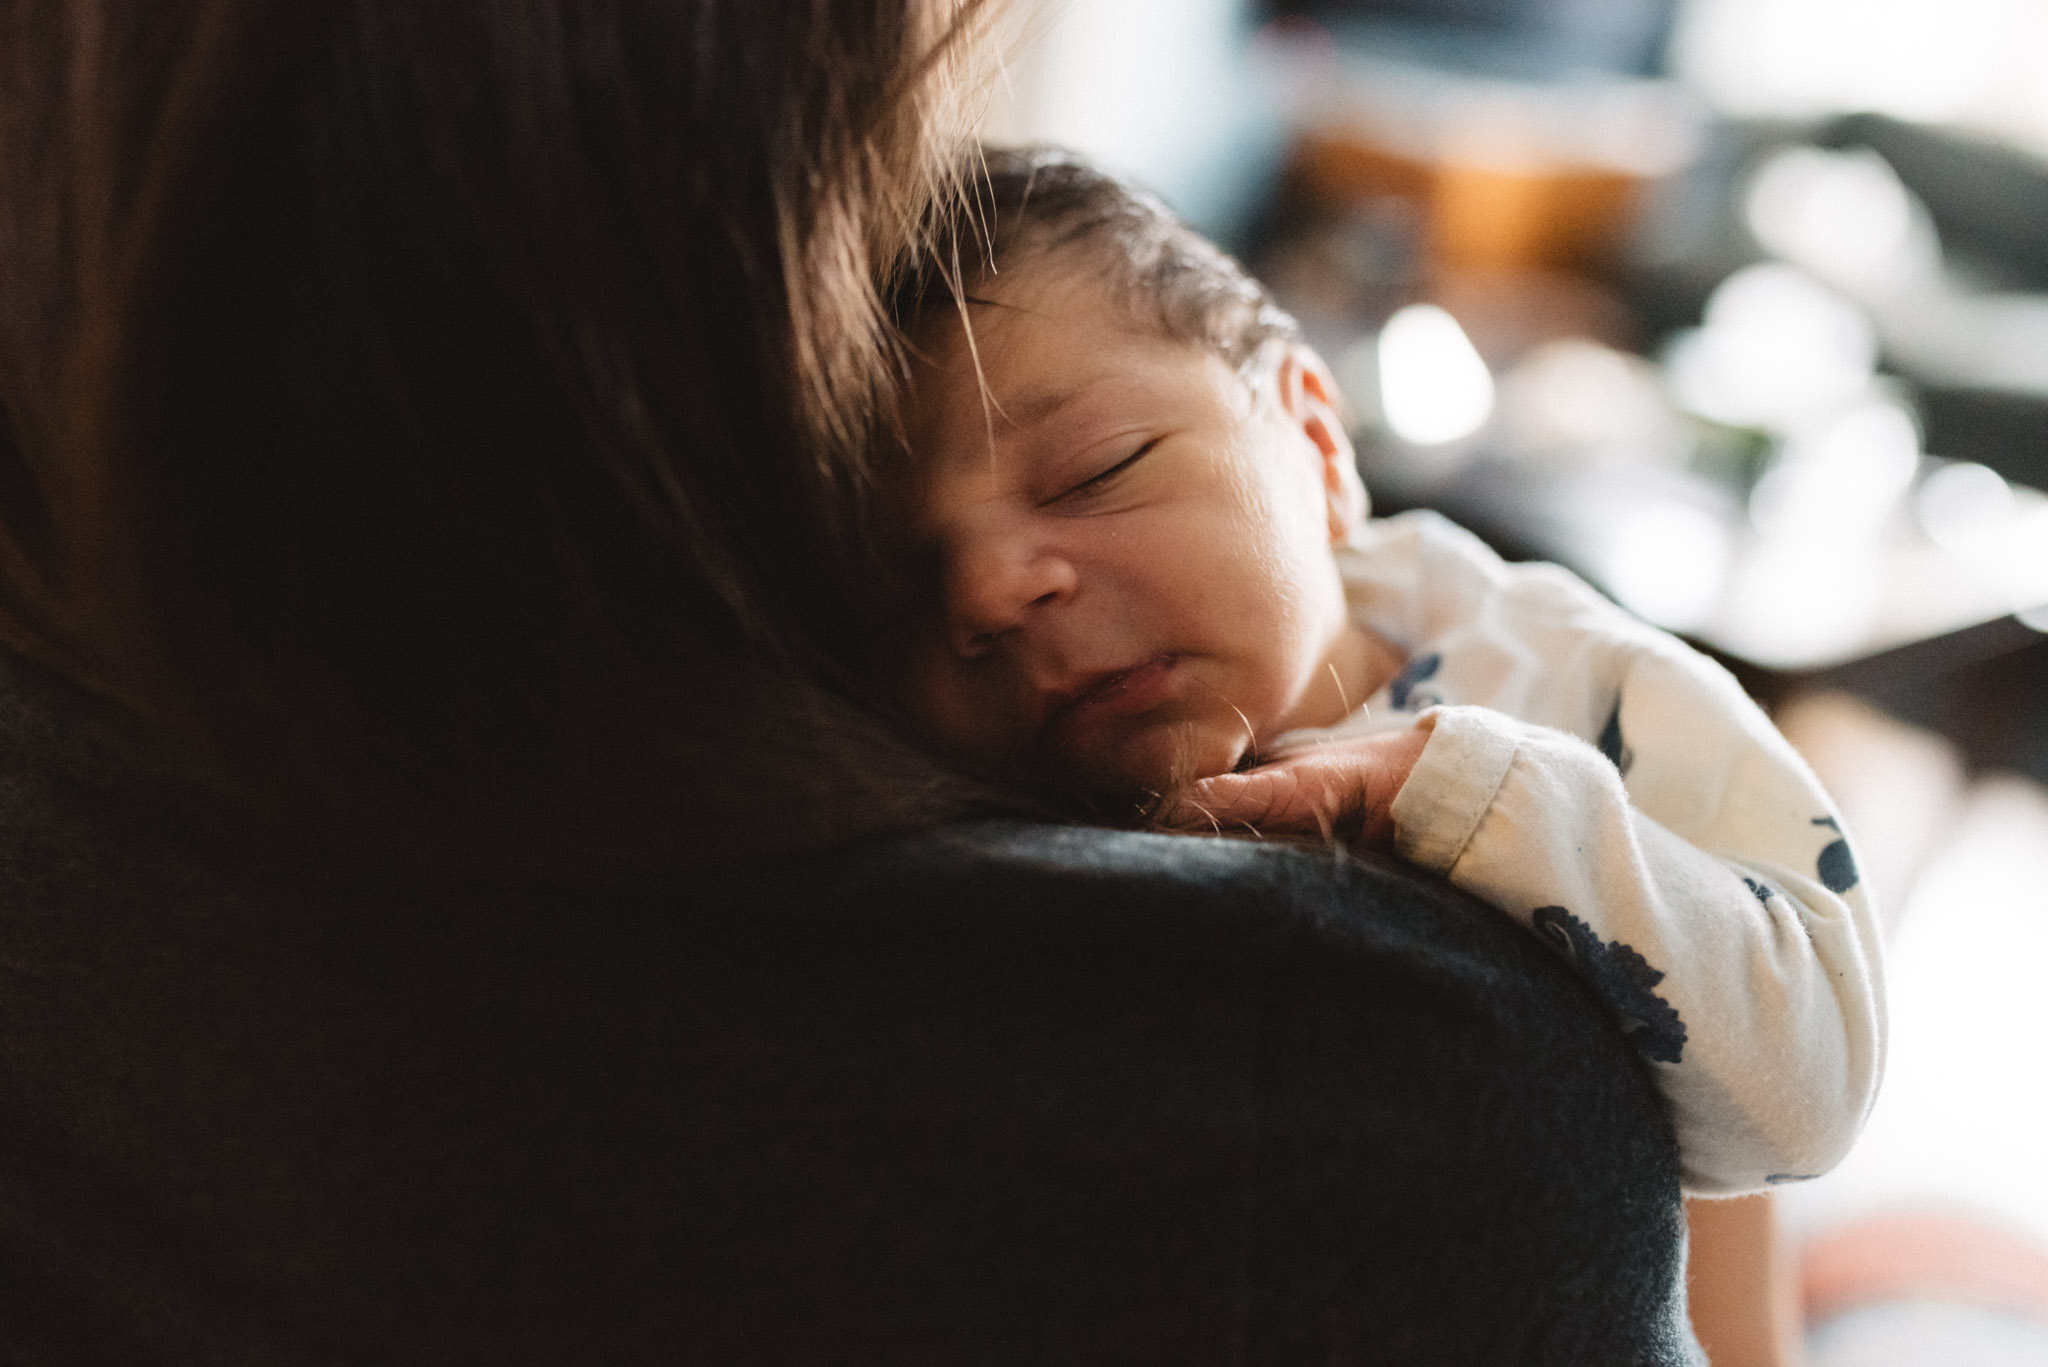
[1037,655,1183,758]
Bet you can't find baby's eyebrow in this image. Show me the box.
[997,383,1087,432]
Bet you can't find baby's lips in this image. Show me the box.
[1037,655,1181,756]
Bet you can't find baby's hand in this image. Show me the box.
[1159,725,1431,849]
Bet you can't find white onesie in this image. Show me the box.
[1280,510,1886,1195]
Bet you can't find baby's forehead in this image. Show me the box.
[919,237,1196,358]
[916,258,1124,355]
[911,268,1242,434]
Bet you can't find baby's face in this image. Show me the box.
[893,266,1369,799]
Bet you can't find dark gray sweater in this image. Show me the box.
[0,649,1700,1364]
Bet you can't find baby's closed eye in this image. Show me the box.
[1047,436,1161,505]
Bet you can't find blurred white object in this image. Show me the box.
[1664,264,1878,429]
[1733,137,2048,399]
[1673,0,2048,159]
[1996,489,2048,611]
[1592,500,1733,633]
[1711,537,1887,667]
[1749,399,1921,544]
[1376,304,1495,446]
[1912,465,2048,613]
[1496,339,1688,467]
[1916,461,2017,555]
[1744,145,1942,296]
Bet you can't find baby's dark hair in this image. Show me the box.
[895,144,1300,374]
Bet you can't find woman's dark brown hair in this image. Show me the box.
[0,0,1001,873]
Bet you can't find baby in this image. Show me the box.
[887,146,1885,1194]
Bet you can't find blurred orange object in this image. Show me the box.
[1290,127,1645,275]
[1801,1206,2048,1324]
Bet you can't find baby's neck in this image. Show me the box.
[1300,623,1405,730]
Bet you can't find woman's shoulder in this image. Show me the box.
[0,644,1693,1364]
[723,820,1696,1363]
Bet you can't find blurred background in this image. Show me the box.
[984,0,2048,1359]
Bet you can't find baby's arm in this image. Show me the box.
[1168,519,1885,1194]
[1172,662,1882,1193]
[1394,651,1884,1193]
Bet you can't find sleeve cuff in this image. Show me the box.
[1390,705,1522,874]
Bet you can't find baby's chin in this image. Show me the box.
[1046,719,1252,809]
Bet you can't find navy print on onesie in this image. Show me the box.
[1812,816,1860,894]
[1597,696,1634,777]
[1389,652,1442,712]
[1531,906,1688,1065]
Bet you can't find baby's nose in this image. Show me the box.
[944,542,1075,657]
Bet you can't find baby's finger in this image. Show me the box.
[1162,761,1363,839]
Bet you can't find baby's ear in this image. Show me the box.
[1277,343,1368,544]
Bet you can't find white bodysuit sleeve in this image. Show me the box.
[1343,514,1885,1194]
